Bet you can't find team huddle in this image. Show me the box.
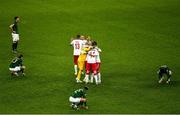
[70,35,102,85]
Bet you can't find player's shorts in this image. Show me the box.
[86,63,97,74]
[69,96,81,103]
[9,66,21,72]
[74,55,79,65]
[96,63,101,73]
[12,33,19,42]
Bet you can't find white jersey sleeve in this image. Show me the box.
[95,47,101,63]
[96,53,101,63]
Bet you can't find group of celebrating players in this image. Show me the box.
[70,34,102,85]
[7,17,173,111]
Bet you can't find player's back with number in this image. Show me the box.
[71,39,83,56]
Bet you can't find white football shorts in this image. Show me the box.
[9,66,21,72]
[69,96,81,103]
[12,33,19,42]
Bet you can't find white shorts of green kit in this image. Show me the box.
[69,96,81,103]
[12,33,19,42]
[9,66,21,72]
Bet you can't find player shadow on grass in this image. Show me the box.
[8,75,27,81]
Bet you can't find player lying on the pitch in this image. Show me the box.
[157,65,172,84]
[69,86,88,110]
[9,54,26,76]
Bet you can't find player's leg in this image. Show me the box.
[84,63,90,83]
[90,73,94,83]
[97,63,101,84]
[78,102,88,109]
[12,42,16,52]
[166,71,172,84]
[12,33,16,52]
[158,73,164,83]
[69,97,80,109]
[20,66,26,76]
[74,56,79,76]
[76,61,84,82]
[14,41,18,51]
[9,67,19,76]
[92,63,98,85]
[69,96,86,110]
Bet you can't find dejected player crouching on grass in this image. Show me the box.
[9,54,25,77]
[69,87,88,110]
[157,65,172,84]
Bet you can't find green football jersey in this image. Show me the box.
[9,58,23,68]
[12,21,19,34]
[71,89,86,98]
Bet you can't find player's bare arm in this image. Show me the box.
[9,24,15,33]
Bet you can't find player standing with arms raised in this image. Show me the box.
[9,16,20,53]
[70,35,84,76]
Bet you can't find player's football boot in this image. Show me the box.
[76,78,82,83]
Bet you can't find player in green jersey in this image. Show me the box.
[69,86,88,110]
[9,16,20,53]
[9,54,25,76]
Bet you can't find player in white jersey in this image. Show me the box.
[95,42,102,84]
[89,41,102,84]
[84,45,99,85]
[70,35,84,76]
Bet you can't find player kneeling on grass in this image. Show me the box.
[157,65,172,84]
[9,54,25,76]
[69,86,88,110]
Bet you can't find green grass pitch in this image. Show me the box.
[0,0,180,114]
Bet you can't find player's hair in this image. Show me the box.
[18,54,23,58]
[76,34,81,39]
[84,86,88,90]
[92,41,97,46]
[14,16,19,20]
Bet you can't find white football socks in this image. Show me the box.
[74,65,78,75]
[98,73,101,83]
[94,75,98,85]
[90,73,94,83]
[84,74,89,83]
